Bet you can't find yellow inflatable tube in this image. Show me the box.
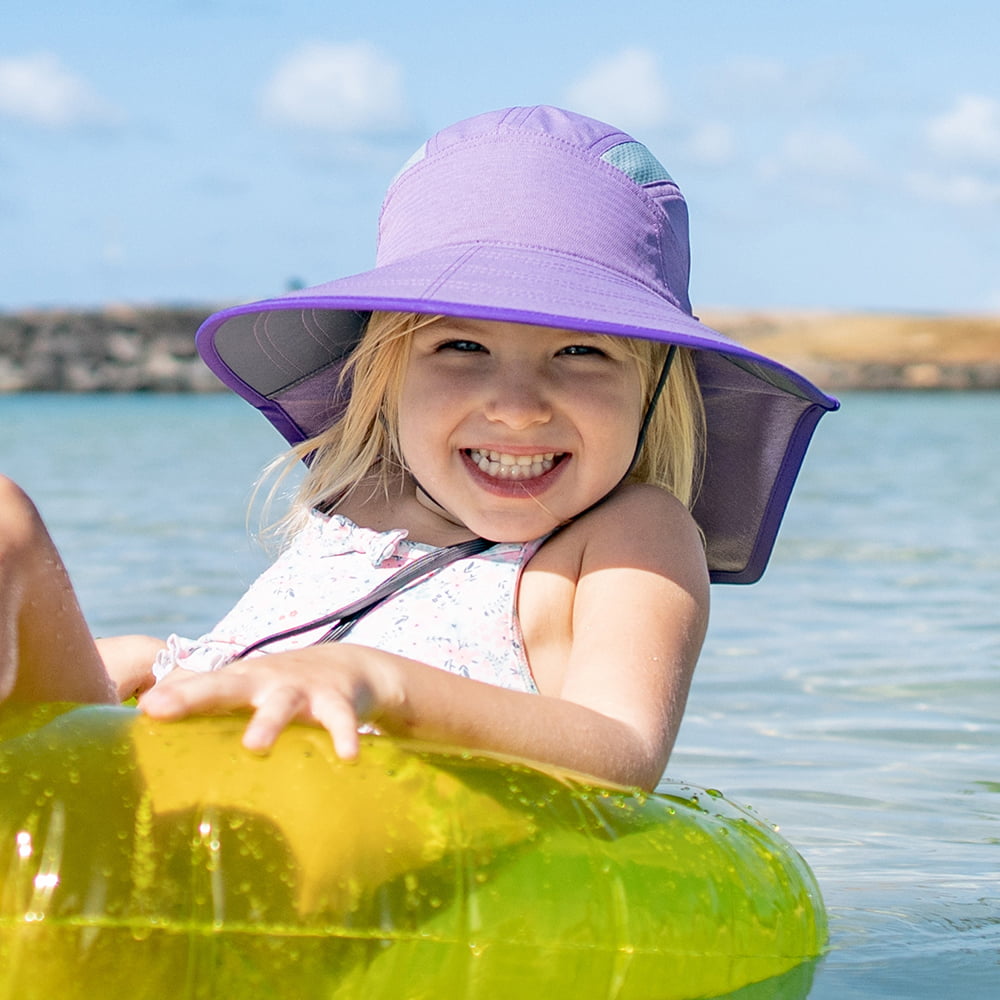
[0,704,826,1000]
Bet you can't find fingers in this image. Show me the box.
[243,687,365,759]
[138,664,365,760]
[139,669,246,719]
[310,696,362,761]
[242,685,307,753]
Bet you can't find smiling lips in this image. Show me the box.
[466,448,562,481]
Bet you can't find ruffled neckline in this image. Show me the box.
[311,510,441,567]
[307,510,538,568]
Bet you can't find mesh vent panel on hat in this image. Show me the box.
[601,142,674,186]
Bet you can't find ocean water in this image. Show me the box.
[1,391,998,998]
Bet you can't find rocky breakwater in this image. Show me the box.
[1,305,999,392]
[0,306,222,392]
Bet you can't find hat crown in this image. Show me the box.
[376,106,693,314]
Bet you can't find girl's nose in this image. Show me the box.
[483,371,552,429]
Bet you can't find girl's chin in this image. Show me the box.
[459,499,576,544]
[438,498,565,544]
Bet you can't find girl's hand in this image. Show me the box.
[138,646,399,759]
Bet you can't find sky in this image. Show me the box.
[2,0,999,314]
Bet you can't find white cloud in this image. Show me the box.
[905,170,1000,208]
[705,55,857,116]
[0,52,118,127]
[260,41,409,134]
[760,128,871,181]
[685,122,736,165]
[925,94,1000,164]
[565,48,670,133]
[709,57,788,102]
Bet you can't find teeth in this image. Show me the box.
[468,449,560,481]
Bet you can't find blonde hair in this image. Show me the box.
[266,311,705,538]
[616,335,705,509]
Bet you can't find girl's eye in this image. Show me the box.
[558,344,607,357]
[439,339,485,353]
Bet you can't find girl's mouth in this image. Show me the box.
[465,448,564,482]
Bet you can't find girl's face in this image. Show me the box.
[397,317,645,542]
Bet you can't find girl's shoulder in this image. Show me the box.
[518,483,709,700]
[530,483,704,581]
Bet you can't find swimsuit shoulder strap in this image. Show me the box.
[234,536,495,658]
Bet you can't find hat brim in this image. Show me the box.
[197,243,838,583]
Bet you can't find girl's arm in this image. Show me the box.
[140,487,708,790]
[96,635,166,701]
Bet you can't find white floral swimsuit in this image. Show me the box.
[152,510,544,694]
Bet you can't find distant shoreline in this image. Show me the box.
[700,308,1000,391]
[2,305,999,392]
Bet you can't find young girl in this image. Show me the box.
[0,106,837,791]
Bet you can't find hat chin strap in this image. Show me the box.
[410,344,677,540]
[627,344,676,480]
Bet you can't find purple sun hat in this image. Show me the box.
[196,105,838,584]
